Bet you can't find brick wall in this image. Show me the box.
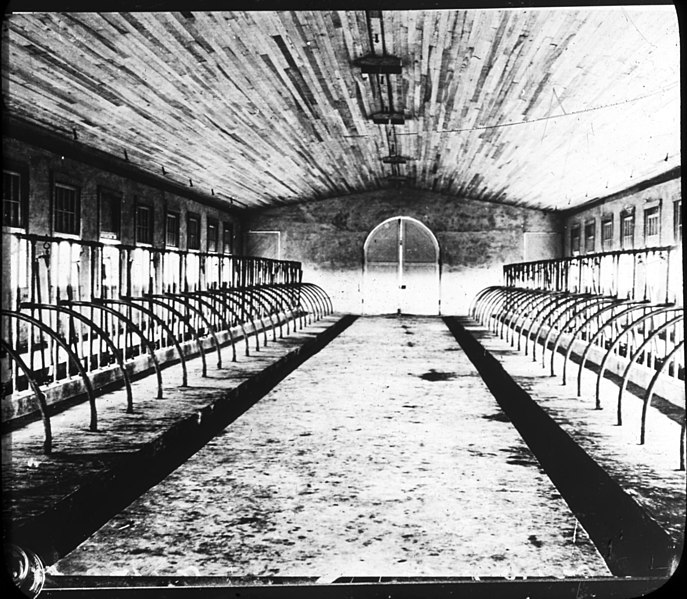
[244,188,562,314]
[2,137,241,309]
[561,176,681,256]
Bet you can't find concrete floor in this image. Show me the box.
[52,316,610,579]
[461,319,686,548]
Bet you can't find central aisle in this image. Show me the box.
[54,316,610,578]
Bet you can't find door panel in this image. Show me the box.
[364,263,399,314]
[401,219,439,315]
[364,217,440,315]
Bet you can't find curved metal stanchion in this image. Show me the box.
[102,299,189,387]
[0,339,52,454]
[469,286,500,319]
[551,297,616,378]
[533,294,594,362]
[494,288,536,339]
[505,290,555,347]
[290,283,314,324]
[21,303,135,413]
[130,296,209,377]
[561,299,633,386]
[154,294,223,370]
[1,310,98,432]
[480,287,515,333]
[285,283,308,329]
[521,292,573,356]
[616,312,684,425]
[208,287,252,357]
[226,287,260,352]
[481,287,519,332]
[255,286,289,341]
[474,286,505,324]
[304,283,333,315]
[186,291,238,362]
[245,287,275,346]
[277,283,306,330]
[640,341,685,446]
[299,283,326,321]
[584,305,679,404]
[68,300,164,399]
[256,285,290,338]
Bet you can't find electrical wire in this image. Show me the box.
[398,81,679,135]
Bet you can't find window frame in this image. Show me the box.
[2,162,29,230]
[643,205,660,242]
[222,222,234,255]
[206,218,219,253]
[584,219,596,254]
[98,186,122,241]
[674,199,682,244]
[134,203,154,246]
[621,209,635,249]
[165,211,180,248]
[570,223,581,255]
[187,212,201,251]
[601,216,614,250]
[53,181,81,236]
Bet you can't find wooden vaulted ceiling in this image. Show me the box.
[3,7,680,211]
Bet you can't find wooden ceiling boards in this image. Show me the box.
[3,8,680,211]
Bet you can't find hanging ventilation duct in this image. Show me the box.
[371,112,405,125]
[381,155,413,164]
[353,55,402,74]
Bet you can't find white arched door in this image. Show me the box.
[363,216,440,315]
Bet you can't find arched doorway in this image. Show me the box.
[363,216,440,315]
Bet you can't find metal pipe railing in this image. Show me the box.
[471,248,684,468]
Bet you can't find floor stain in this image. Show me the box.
[417,369,456,382]
[482,413,510,422]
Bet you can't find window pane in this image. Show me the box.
[622,214,634,248]
[223,222,233,254]
[166,213,180,247]
[602,218,613,247]
[571,225,581,254]
[674,200,682,243]
[136,206,153,244]
[207,220,218,253]
[54,183,79,234]
[644,207,659,239]
[3,170,23,228]
[585,221,595,253]
[187,215,200,250]
[367,219,400,263]
[100,190,121,239]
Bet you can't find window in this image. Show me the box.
[99,188,121,240]
[621,212,634,249]
[166,212,180,247]
[207,219,218,253]
[644,206,660,241]
[570,224,581,255]
[601,217,613,249]
[584,220,595,253]
[674,199,682,244]
[3,168,26,228]
[187,213,200,250]
[223,222,234,255]
[135,204,153,244]
[53,182,80,235]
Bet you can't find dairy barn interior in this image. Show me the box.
[0,3,684,598]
